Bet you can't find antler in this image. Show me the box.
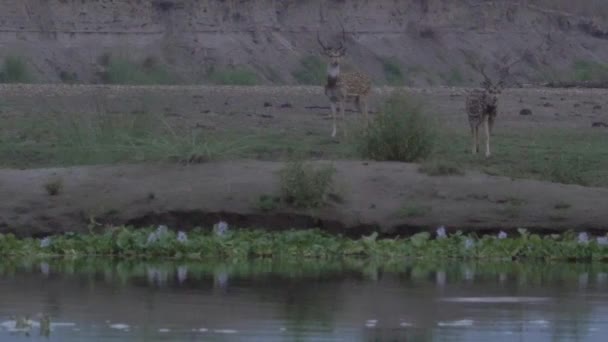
[316,31,329,52]
[498,33,554,84]
[336,22,347,53]
[462,49,492,87]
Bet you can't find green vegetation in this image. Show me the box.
[419,160,464,176]
[0,56,31,83]
[207,66,258,85]
[443,67,465,86]
[1,92,606,187]
[356,92,436,162]
[398,203,432,218]
[1,227,608,261]
[430,129,608,187]
[380,57,404,86]
[102,56,175,85]
[279,158,335,208]
[292,56,326,85]
[0,110,251,167]
[44,178,63,196]
[572,60,608,82]
[256,194,280,211]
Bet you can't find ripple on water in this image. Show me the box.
[437,319,474,327]
[439,297,551,304]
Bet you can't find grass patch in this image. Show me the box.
[380,57,404,86]
[256,194,281,212]
[355,92,436,162]
[292,56,326,85]
[208,66,258,85]
[0,56,31,83]
[431,129,608,187]
[572,60,608,82]
[443,68,465,86]
[419,160,464,176]
[2,227,608,261]
[0,110,250,168]
[102,57,175,85]
[554,201,572,210]
[542,154,588,186]
[279,158,335,208]
[398,203,432,218]
[44,178,63,196]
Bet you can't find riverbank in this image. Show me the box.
[1,160,607,237]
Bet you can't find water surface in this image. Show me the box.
[1,259,607,341]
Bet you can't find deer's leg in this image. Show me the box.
[340,99,347,137]
[470,123,478,154]
[488,112,496,135]
[330,101,337,138]
[360,96,369,126]
[484,116,491,157]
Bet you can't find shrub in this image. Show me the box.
[355,92,436,162]
[381,58,404,86]
[208,67,258,85]
[292,56,326,85]
[102,57,174,85]
[419,160,464,176]
[44,178,63,196]
[279,158,335,208]
[0,56,31,83]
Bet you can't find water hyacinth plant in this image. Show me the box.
[0,226,607,262]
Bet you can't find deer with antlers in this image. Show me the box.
[465,58,518,157]
[317,27,372,138]
[465,35,552,157]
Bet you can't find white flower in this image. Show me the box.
[597,237,608,246]
[156,225,169,237]
[498,231,508,239]
[214,221,229,237]
[436,226,447,239]
[147,232,158,245]
[464,238,474,250]
[177,231,188,243]
[578,232,589,245]
[39,237,52,248]
[177,266,188,283]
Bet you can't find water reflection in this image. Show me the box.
[0,258,607,341]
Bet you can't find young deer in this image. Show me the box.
[317,27,372,138]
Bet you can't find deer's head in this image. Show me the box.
[317,26,347,67]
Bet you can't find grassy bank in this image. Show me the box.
[0,92,607,187]
[2,226,608,261]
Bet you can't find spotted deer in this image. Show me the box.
[317,27,372,138]
[465,35,553,157]
[465,62,511,158]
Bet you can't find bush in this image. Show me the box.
[292,56,326,85]
[381,58,404,86]
[0,56,31,83]
[102,57,175,85]
[419,160,464,176]
[355,92,436,162]
[279,158,335,208]
[208,67,258,85]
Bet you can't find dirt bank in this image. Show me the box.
[1,0,608,85]
[1,160,607,237]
